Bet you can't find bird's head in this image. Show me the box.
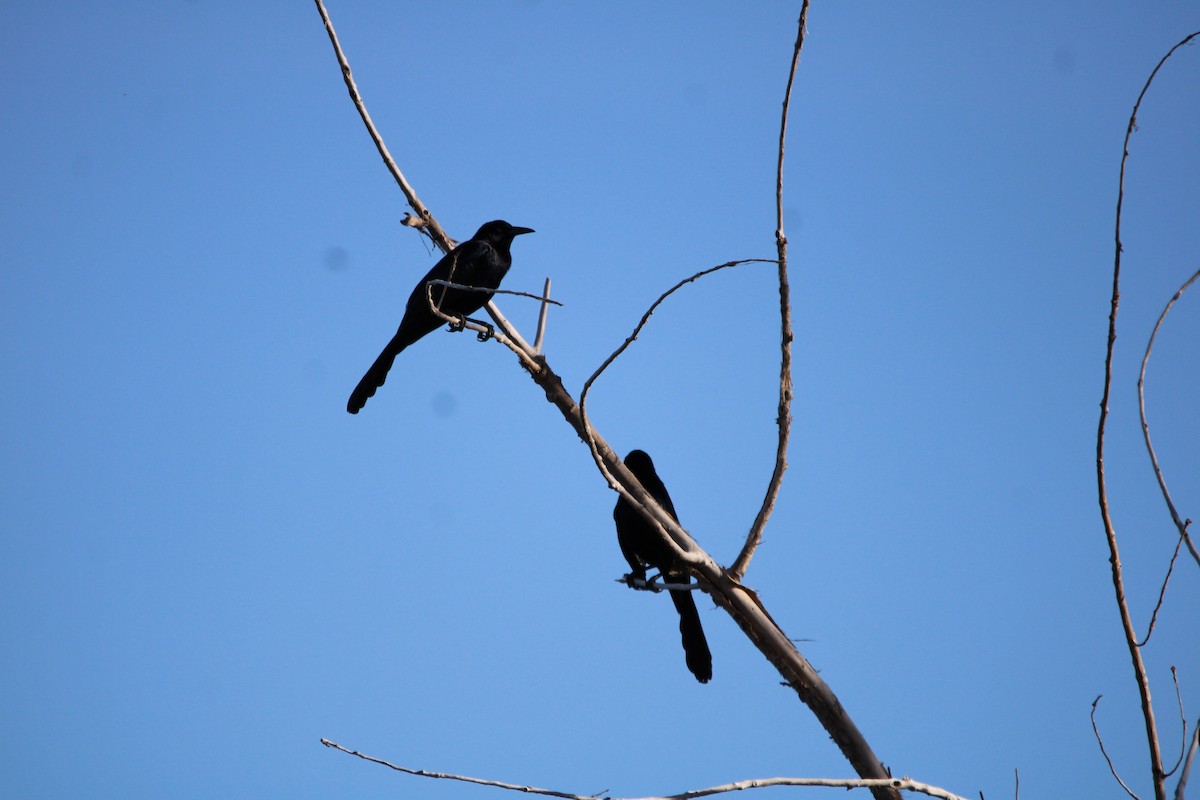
[623,449,655,478]
[473,220,535,245]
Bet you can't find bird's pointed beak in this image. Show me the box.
[511,226,535,236]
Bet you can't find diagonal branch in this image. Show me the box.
[313,0,453,253]
[313,0,534,354]
[1138,267,1200,569]
[315,5,898,799]
[1095,30,1199,800]
[731,0,808,581]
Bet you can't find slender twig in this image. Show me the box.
[426,279,565,307]
[730,1,808,581]
[1091,696,1142,800]
[313,0,535,357]
[1136,531,1185,647]
[1095,32,1199,800]
[1013,768,1019,800]
[321,739,969,800]
[1165,667,1188,778]
[312,0,452,252]
[534,278,553,354]
[620,575,701,593]
[424,282,542,374]
[576,258,778,561]
[1176,721,1200,800]
[1138,267,1200,569]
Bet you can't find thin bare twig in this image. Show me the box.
[1177,721,1200,800]
[1095,31,1199,800]
[1166,667,1189,778]
[534,278,553,354]
[730,1,808,581]
[1137,531,1185,647]
[577,257,779,565]
[312,0,452,252]
[1092,696,1142,800]
[426,279,565,307]
[321,739,969,800]
[1138,267,1200,569]
[314,0,536,357]
[423,282,542,374]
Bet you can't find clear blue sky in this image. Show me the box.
[3,3,1198,799]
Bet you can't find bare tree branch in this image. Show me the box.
[1138,267,1200,569]
[426,279,565,307]
[535,278,553,354]
[321,739,969,800]
[1095,31,1199,800]
[1091,696,1142,800]
[1136,531,1185,647]
[1176,720,1200,800]
[1165,667,1189,778]
[313,0,534,354]
[315,4,900,799]
[731,1,809,581]
[312,0,452,253]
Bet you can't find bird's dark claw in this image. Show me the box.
[475,322,495,342]
[448,316,467,333]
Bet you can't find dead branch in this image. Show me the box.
[1091,696,1141,800]
[731,0,808,581]
[1136,531,1185,647]
[1095,30,1199,800]
[1138,267,1200,569]
[312,0,452,253]
[1177,721,1199,800]
[315,3,899,798]
[321,739,968,800]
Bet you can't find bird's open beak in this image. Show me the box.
[512,226,535,236]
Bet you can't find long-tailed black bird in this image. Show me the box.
[347,220,534,414]
[613,449,712,683]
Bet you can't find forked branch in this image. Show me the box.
[315,3,898,798]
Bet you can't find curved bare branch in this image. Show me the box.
[1095,30,1199,800]
[1138,267,1200,569]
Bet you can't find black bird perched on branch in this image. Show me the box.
[347,220,534,414]
[613,449,713,683]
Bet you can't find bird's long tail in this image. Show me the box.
[670,586,712,683]
[346,333,408,414]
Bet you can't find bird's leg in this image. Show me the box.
[446,315,494,341]
[464,316,494,341]
[622,567,649,590]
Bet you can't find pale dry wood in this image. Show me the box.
[314,3,899,798]
[321,739,968,800]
